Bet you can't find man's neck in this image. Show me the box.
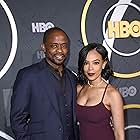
[46,59,64,77]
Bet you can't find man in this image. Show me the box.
[10,27,78,140]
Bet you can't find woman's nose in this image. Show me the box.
[88,63,94,70]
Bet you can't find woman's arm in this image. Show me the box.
[109,86,125,140]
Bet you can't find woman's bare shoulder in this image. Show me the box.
[107,84,123,101]
[107,84,119,93]
[77,84,83,95]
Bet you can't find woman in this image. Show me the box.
[76,43,125,140]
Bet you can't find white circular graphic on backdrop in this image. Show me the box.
[125,125,140,130]
[0,130,14,140]
[0,0,18,79]
[102,2,140,56]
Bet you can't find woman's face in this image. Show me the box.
[83,49,106,81]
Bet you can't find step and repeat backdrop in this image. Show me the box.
[0,0,140,139]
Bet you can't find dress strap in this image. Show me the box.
[101,84,109,102]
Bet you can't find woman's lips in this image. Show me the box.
[87,73,95,76]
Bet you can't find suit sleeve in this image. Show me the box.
[10,69,31,140]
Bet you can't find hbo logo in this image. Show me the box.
[108,20,140,38]
[32,22,55,33]
[119,86,137,98]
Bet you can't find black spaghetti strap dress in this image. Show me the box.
[76,84,115,140]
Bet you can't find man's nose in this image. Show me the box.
[57,45,63,52]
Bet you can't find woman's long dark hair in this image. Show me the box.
[77,43,113,85]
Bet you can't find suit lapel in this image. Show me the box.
[38,60,61,119]
[38,60,77,124]
[66,69,77,123]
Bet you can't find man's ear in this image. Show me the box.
[41,44,46,52]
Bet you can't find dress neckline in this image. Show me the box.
[77,84,109,107]
[76,102,111,112]
[77,102,102,108]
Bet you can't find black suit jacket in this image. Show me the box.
[10,59,79,140]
